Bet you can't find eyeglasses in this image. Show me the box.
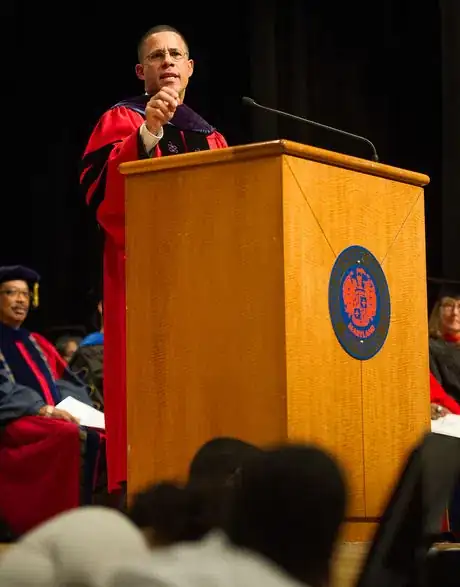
[144,48,188,63]
[0,288,31,301]
[441,301,460,312]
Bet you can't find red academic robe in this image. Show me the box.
[81,97,227,491]
[429,372,460,535]
[0,333,82,535]
[429,372,460,414]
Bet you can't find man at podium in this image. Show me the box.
[80,24,227,495]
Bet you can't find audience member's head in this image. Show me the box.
[128,481,213,546]
[429,280,460,341]
[188,436,263,486]
[226,444,347,587]
[96,300,103,332]
[128,436,262,546]
[55,334,82,362]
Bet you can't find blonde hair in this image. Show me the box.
[428,299,444,339]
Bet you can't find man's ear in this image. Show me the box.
[135,63,145,81]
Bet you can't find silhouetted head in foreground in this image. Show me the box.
[226,444,347,587]
[129,440,346,587]
[188,436,263,486]
[128,436,262,545]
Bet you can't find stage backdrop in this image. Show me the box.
[3,0,457,333]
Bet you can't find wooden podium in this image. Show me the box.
[120,140,431,541]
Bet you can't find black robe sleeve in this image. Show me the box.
[429,340,443,383]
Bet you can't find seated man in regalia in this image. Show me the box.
[0,265,103,537]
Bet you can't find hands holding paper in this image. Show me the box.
[430,403,451,420]
[36,398,105,429]
[38,405,80,425]
[55,396,105,430]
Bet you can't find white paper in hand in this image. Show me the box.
[431,413,460,439]
[56,396,105,430]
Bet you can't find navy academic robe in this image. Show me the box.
[0,323,101,535]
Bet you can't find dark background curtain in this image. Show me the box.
[3,0,457,334]
[440,0,460,280]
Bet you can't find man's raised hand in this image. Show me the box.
[145,87,179,135]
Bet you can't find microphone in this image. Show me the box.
[242,96,379,162]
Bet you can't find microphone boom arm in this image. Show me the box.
[242,96,379,163]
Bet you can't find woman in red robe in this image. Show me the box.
[428,279,460,536]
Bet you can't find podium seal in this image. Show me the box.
[328,245,390,360]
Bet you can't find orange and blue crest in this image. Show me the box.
[329,246,390,360]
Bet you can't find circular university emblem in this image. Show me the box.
[328,245,391,360]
